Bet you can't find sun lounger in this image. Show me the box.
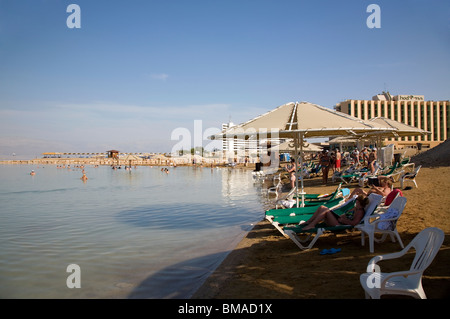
[274,196,356,226]
[283,194,383,250]
[266,189,350,218]
[400,165,421,189]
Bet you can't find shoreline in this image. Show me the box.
[192,165,450,299]
[0,157,257,170]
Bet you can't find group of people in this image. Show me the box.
[286,148,343,187]
[281,145,395,231]
[351,147,378,174]
[285,146,379,187]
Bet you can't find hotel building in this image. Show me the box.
[221,122,281,160]
[335,93,449,149]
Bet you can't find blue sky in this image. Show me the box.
[0,0,449,158]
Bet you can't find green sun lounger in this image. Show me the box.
[273,198,356,225]
[297,183,342,200]
[266,196,344,218]
[283,194,383,250]
[266,188,350,217]
[266,194,355,237]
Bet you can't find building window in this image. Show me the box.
[433,104,438,141]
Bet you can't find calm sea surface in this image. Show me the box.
[0,164,269,298]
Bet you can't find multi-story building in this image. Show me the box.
[221,121,281,160]
[335,93,449,149]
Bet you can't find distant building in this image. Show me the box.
[335,93,449,149]
[107,150,119,159]
[221,121,282,160]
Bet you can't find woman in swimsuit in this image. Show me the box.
[368,148,377,173]
[301,195,369,231]
[286,158,297,189]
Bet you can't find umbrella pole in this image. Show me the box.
[294,133,299,207]
[299,132,305,207]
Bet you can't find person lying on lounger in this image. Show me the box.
[301,194,369,231]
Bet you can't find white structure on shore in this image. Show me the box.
[221,121,282,162]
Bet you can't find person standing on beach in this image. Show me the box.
[361,147,369,166]
[319,150,331,184]
[335,149,341,172]
[286,158,297,189]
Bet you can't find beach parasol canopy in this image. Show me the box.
[365,117,431,137]
[210,102,395,140]
[210,101,396,206]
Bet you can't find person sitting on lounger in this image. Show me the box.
[368,148,377,174]
[350,176,392,198]
[301,194,369,231]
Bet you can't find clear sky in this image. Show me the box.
[0,0,449,158]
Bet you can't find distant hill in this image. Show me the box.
[410,139,450,167]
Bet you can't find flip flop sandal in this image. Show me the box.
[328,248,341,254]
[319,248,341,255]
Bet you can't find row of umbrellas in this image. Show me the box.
[210,101,429,206]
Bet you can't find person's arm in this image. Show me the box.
[369,185,383,195]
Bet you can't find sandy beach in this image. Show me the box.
[193,147,450,299]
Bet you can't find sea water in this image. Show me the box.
[0,164,269,298]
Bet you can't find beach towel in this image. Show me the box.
[281,199,296,208]
[385,189,403,206]
[378,207,399,230]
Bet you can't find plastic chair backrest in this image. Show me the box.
[409,227,444,272]
[359,194,383,225]
[365,193,383,218]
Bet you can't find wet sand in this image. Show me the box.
[193,165,450,299]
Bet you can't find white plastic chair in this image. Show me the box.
[400,165,421,189]
[356,196,407,253]
[360,227,444,299]
[267,174,282,197]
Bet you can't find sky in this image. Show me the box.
[0,0,449,158]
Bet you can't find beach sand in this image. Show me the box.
[193,161,450,299]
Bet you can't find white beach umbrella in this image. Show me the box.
[210,101,396,206]
[366,117,431,138]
